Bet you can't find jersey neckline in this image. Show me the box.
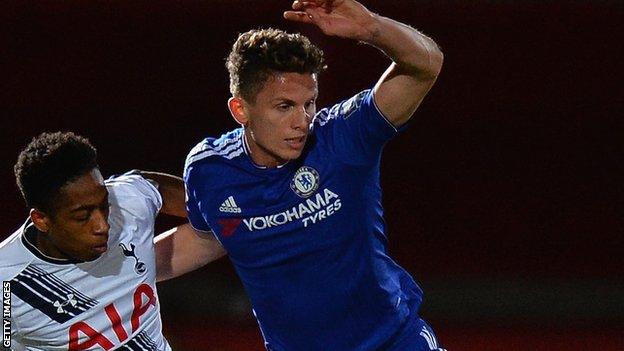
[20,219,83,265]
[240,127,299,173]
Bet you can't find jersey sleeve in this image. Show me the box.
[106,171,163,216]
[183,164,212,233]
[314,89,403,166]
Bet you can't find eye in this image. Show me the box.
[276,104,292,112]
[73,212,91,222]
[305,100,316,109]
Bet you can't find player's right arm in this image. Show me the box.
[154,223,226,282]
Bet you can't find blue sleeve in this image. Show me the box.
[313,89,402,166]
[183,165,213,233]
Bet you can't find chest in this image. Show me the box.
[201,160,366,262]
[12,232,158,349]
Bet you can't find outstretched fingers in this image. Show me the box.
[283,11,314,24]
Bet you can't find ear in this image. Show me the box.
[228,97,249,126]
[30,208,51,233]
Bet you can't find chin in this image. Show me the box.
[284,150,304,161]
[84,252,104,262]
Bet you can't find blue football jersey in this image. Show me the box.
[184,89,424,350]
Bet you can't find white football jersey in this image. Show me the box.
[0,174,172,351]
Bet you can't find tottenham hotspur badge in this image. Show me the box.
[120,242,146,275]
[290,166,320,198]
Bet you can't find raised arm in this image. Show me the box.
[139,171,187,217]
[284,0,443,127]
[154,223,227,282]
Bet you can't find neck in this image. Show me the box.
[244,129,286,169]
[35,230,69,260]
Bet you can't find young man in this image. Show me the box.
[183,1,444,350]
[0,132,224,350]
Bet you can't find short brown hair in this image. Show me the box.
[226,28,326,102]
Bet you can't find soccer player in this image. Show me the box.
[183,0,444,350]
[0,132,224,350]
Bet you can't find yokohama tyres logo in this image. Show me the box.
[243,188,341,231]
[215,188,343,237]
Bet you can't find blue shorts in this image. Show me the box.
[386,317,446,351]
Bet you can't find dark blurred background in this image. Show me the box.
[2,1,622,350]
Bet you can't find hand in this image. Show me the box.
[284,0,378,42]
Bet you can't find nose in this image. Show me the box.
[92,209,110,235]
[292,106,312,131]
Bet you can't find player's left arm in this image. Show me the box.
[285,0,443,127]
[154,223,227,282]
[139,171,187,217]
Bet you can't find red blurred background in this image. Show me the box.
[2,1,622,350]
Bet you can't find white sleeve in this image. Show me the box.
[131,175,163,214]
[106,172,163,215]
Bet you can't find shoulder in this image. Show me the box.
[106,172,159,199]
[105,171,162,214]
[0,225,33,281]
[184,129,245,172]
[184,129,245,183]
[314,90,372,127]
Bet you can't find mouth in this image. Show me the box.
[285,135,306,150]
[93,241,108,254]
